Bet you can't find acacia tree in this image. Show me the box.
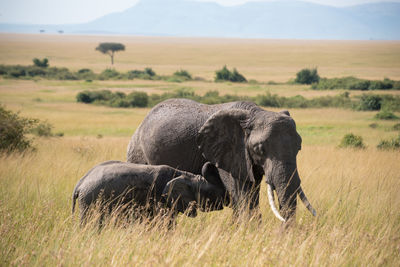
[95,42,125,65]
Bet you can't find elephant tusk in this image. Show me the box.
[267,184,286,222]
[298,186,317,217]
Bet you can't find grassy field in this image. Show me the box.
[1,33,400,82]
[1,34,400,266]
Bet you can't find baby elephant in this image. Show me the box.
[72,161,227,226]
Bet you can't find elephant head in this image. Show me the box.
[161,162,227,217]
[196,108,316,222]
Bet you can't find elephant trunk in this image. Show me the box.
[265,164,316,222]
[264,162,300,222]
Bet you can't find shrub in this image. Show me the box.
[26,66,47,77]
[313,76,399,90]
[76,91,93,103]
[30,121,53,137]
[46,67,77,80]
[377,135,400,150]
[356,94,382,111]
[173,69,192,81]
[98,69,121,80]
[348,80,370,90]
[76,68,96,80]
[0,106,37,153]
[295,68,320,84]
[374,110,399,120]
[339,133,365,149]
[127,68,157,80]
[76,90,113,104]
[144,67,156,77]
[215,66,247,83]
[32,58,49,68]
[127,92,149,107]
[369,123,378,129]
[380,95,400,112]
[255,92,282,107]
[368,80,393,90]
[201,91,222,105]
[6,66,27,78]
[285,95,309,108]
[393,123,400,131]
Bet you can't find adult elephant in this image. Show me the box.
[127,99,316,222]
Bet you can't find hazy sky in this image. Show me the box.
[0,0,398,24]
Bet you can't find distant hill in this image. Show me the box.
[1,0,399,40]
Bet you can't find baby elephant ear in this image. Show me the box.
[201,162,224,187]
[197,109,253,183]
[279,110,290,116]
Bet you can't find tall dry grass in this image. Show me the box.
[1,137,399,266]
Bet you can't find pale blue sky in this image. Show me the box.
[0,0,398,24]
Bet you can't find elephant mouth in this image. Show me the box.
[267,183,316,222]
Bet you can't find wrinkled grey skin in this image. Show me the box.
[162,162,228,215]
[127,98,307,221]
[72,161,227,225]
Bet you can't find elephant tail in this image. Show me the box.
[72,184,80,214]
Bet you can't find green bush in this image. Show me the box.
[46,67,77,80]
[339,133,365,149]
[313,76,399,90]
[393,123,400,131]
[76,68,96,80]
[30,121,53,137]
[377,135,400,150]
[0,106,37,153]
[26,66,47,77]
[200,91,221,105]
[215,66,247,83]
[172,69,192,81]
[374,110,399,120]
[98,69,122,80]
[127,92,149,107]
[369,123,378,129]
[348,80,370,90]
[356,94,382,111]
[255,92,281,108]
[127,68,157,80]
[368,79,393,90]
[76,90,114,104]
[295,68,320,84]
[32,58,49,68]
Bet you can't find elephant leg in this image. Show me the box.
[126,135,148,164]
[79,206,89,227]
[232,166,263,223]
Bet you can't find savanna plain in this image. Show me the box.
[0,34,400,266]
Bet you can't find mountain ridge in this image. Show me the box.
[0,0,399,40]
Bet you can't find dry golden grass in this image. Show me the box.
[0,138,399,266]
[1,34,400,82]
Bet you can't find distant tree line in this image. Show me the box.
[0,63,194,82]
[2,60,400,90]
[295,68,400,90]
[76,88,400,112]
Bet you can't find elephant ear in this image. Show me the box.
[279,110,290,116]
[201,162,224,188]
[197,109,254,183]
